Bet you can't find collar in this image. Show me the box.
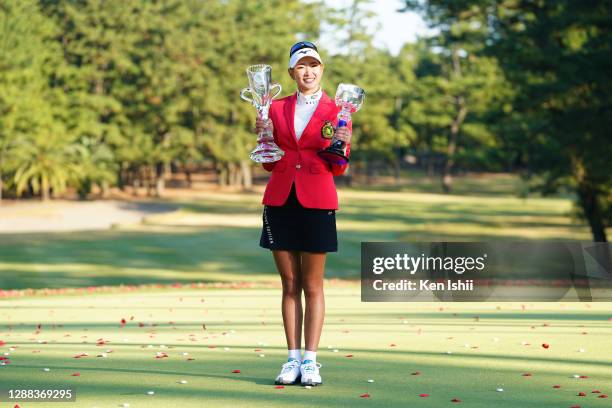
[296,88,322,106]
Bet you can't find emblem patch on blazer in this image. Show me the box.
[321,121,335,139]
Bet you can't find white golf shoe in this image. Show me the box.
[274,359,301,385]
[300,359,322,386]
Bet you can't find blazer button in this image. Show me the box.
[296,164,301,169]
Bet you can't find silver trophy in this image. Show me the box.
[318,83,365,165]
[240,64,283,163]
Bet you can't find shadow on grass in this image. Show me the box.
[0,226,395,289]
[4,343,612,369]
[0,182,592,290]
[4,347,609,408]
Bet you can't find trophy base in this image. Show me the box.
[250,144,285,163]
[317,148,349,165]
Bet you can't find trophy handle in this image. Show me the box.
[270,83,282,99]
[240,88,254,103]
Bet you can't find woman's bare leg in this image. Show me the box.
[272,250,303,350]
[300,251,327,352]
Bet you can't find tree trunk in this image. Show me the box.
[442,46,469,194]
[217,163,227,187]
[229,162,241,187]
[227,163,234,187]
[186,169,193,188]
[132,170,140,196]
[117,162,126,191]
[366,159,374,185]
[392,157,401,185]
[41,175,50,201]
[442,100,468,193]
[577,180,607,242]
[427,157,434,177]
[391,95,403,186]
[155,162,165,197]
[572,156,607,242]
[101,180,110,198]
[346,166,353,187]
[240,160,252,190]
[442,136,457,192]
[146,166,153,197]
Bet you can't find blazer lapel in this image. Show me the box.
[298,91,335,147]
[283,93,298,147]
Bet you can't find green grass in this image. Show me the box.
[0,175,610,406]
[349,170,574,198]
[1,288,611,407]
[0,175,598,290]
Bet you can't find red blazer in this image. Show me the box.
[261,91,351,209]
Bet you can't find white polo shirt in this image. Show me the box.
[294,88,322,140]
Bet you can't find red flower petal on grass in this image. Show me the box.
[360,393,370,398]
[542,343,550,349]
[570,405,581,408]
[275,385,284,389]
[553,385,561,389]
[232,369,241,373]
[599,394,609,398]
[419,393,429,397]
[592,390,601,393]
[522,373,532,376]
[451,398,462,403]
[345,354,353,358]
[579,375,588,378]
[0,341,5,346]
[577,392,586,396]
[71,372,80,376]
[120,318,126,326]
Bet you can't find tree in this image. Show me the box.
[489,0,611,241]
[324,0,413,183]
[11,130,81,201]
[0,0,69,201]
[401,0,511,192]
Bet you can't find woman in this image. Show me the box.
[255,41,352,387]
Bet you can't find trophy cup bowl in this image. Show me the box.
[317,83,365,165]
[240,64,284,163]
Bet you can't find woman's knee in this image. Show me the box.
[301,280,323,298]
[282,279,302,298]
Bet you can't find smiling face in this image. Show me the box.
[288,56,324,95]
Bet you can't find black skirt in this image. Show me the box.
[259,183,338,253]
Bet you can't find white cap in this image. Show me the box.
[289,48,323,69]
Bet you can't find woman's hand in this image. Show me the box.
[335,126,352,144]
[255,118,273,134]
